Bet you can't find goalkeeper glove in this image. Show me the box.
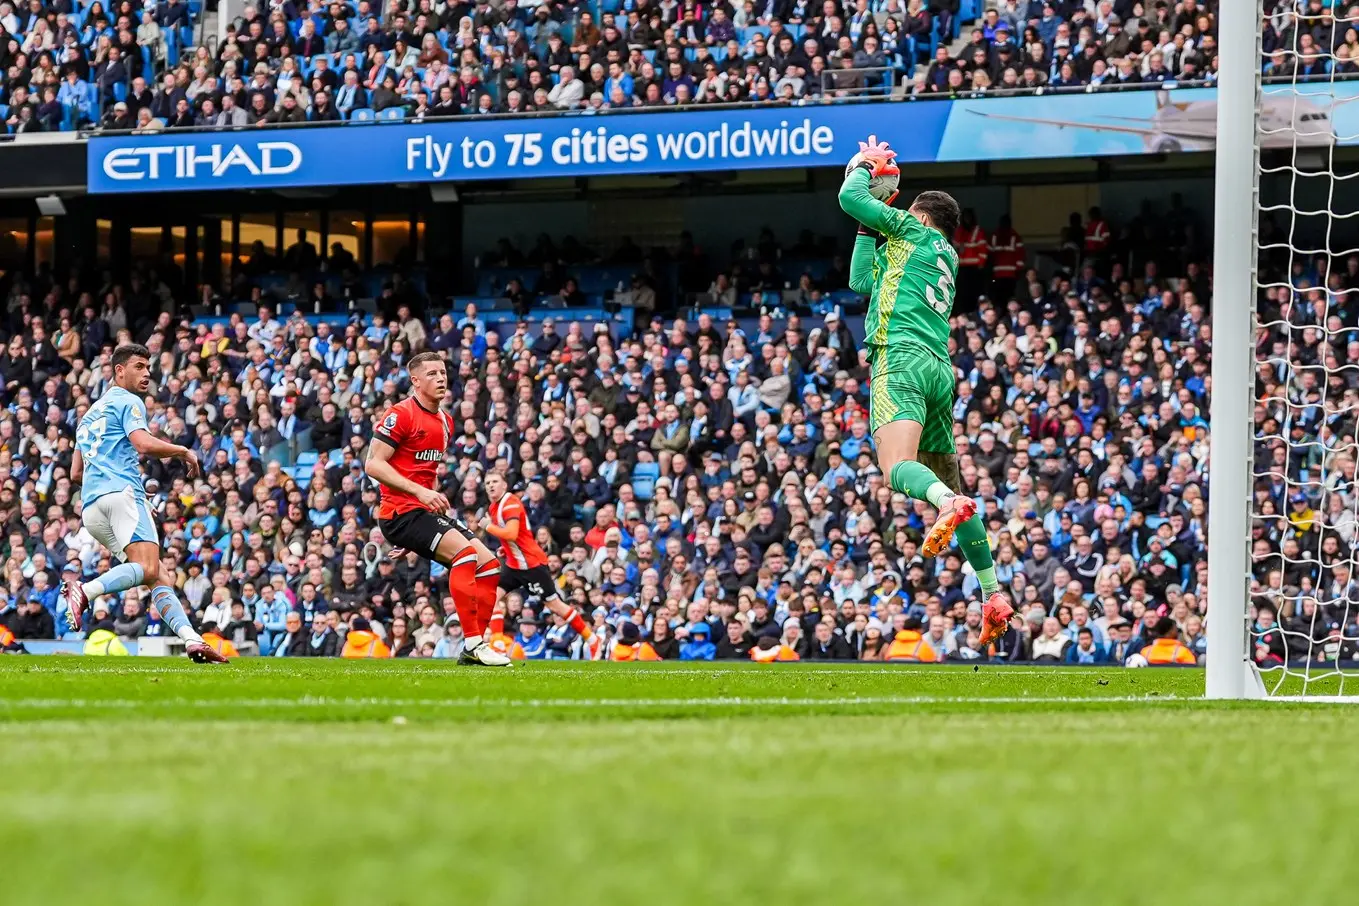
[856,134,900,179]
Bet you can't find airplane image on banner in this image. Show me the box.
[965,89,1336,154]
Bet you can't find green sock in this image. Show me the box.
[955,514,999,596]
[888,460,953,507]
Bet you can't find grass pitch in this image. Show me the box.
[0,660,1352,906]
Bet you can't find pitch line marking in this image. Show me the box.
[0,694,1193,710]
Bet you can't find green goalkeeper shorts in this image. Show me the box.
[868,342,956,454]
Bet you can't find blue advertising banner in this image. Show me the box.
[85,84,1359,194]
[86,103,952,194]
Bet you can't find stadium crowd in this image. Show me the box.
[13,0,1344,134]
[0,191,1344,669]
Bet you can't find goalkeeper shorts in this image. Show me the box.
[867,343,956,454]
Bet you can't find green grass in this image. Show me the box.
[0,660,1351,905]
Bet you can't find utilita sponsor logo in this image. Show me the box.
[101,142,303,181]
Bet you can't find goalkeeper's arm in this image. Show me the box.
[848,229,877,295]
[838,167,909,240]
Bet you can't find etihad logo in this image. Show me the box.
[101,142,303,181]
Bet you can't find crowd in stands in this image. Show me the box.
[2,190,1340,670]
[915,0,1223,96]
[10,0,1347,134]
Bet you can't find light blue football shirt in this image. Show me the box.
[76,386,149,505]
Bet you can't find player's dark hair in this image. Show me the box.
[111,343,151,369]
[1153,616,1179,639]
[911,190,961,240]
[408,350,444,371]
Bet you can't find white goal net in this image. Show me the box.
[1244,0,1359,697]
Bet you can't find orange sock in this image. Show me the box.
[474,560,499,633]
[563,606,591,639]
[449,552,480,639]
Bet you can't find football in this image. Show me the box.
[845,151,900,202]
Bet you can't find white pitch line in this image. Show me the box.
[0,694,1189,710]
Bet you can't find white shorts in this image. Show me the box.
[84,488,159,561]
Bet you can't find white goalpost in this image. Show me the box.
[1206,0,1262,700]
[1211,0,1359,699]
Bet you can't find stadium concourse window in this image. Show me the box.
[372,217,424,267]
[0,219,27,275]
[327,211,365,270]
[238,214,279,269]
[32,217,54,269]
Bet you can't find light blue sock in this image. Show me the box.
[82,562,145,599]
[152,586,202,644]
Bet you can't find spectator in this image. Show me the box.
[547,65,584,109]
[679,621,717,660]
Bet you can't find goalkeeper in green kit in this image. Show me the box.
[839,135,1014,648]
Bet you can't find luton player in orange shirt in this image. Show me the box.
[480,471,594,645]
[366,351,510,667]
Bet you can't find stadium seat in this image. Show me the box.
[377,107,405,121]
[631,462,660,501]
[349,107,375,122]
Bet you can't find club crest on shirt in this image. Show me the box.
[383,412,398,431]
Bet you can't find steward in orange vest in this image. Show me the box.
[1083,206,1110,257]
[487,630,524,659]
[988,214,1025,302]
[340,618,390,658]
[954,217,989,269]
[749,636,799,662]
[1142,617,1197,665]
[611,621,643,661]
[885,621,937,662]
[202,629,241,659]
[952,210,989,313]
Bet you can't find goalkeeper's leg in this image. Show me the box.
[872,358,1012,646]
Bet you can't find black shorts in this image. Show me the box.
[499,564,560,601]
[379,509,472,559]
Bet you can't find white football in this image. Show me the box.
[845,151,900,201]
[1125,653,1149,668]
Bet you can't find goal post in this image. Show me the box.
[1206,0,1262,700]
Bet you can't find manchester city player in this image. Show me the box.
[66,343,228,664]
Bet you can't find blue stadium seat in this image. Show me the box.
[631,462,660,501]
[296,450,320,468]
[711,46,727,62]
[376,107,405,121]
[349,107,375,121]
[740,24,771,42]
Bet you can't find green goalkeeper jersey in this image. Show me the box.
[837,168,958,364]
